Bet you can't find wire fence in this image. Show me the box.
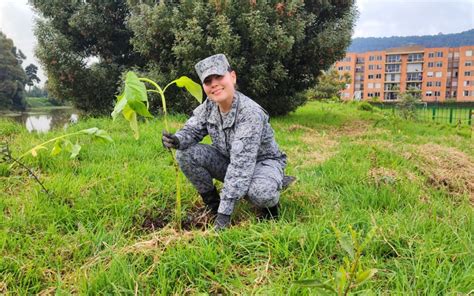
[375,104,473,126]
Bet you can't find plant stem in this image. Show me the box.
[10,155,50,195]
[142,78,182,230]
[343,251,361,296]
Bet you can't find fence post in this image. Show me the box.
[469,109,473,126]
[432,108,436,121]
[449,108,453,124]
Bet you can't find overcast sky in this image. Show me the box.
[0,0,473,86]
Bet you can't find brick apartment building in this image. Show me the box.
[335,45,474,102]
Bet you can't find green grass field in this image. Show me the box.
[1,102,473,294]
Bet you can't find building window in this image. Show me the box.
[408,53,423,62]
[369,56,375,61]
[386,55,401,63]
[367,93,374,97]
[427,62,434,67]
[435,72,442,78]
[377,55,383,61]
[435,81,441,87]
[453,81,458,86]
[338,66,343,71]
[386,64,400,72]
[434,91,441,96]
[428,52,435,58]
[368,65,374,70]
[375,74,382,79]
[436,51,443,57]
[345,66,351,71]
[426,91,432,96]
[375,83,381,89]
[464,90,470,96]
[427,72,434,77]
[343,57,352,62]
[367,83,374,89]
[368,74,374,79]
[436,62,443,67]
[466,61,472,67]
[427,81,433,87]
[374,92,380,97]
[465,71,472,76]
[376,65,382,70]
[464,81,471,86]
[466,50,473,57]
[407,73,422,81]
[454,52,460,58]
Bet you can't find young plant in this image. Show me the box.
[295,225,378,295]
[4,127,113,194]
[112,71,203,229]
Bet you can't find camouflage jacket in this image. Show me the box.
[175,91,287,215]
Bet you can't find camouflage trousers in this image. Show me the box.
[176,144,284,209]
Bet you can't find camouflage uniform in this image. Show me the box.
[175,91,287,215]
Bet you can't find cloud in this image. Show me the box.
[0,0,45,85]
[354,0,474,38]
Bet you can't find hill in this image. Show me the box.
[348,29,474,52]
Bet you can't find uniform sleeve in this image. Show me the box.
[218,109,265,215]
[174,103,209,149]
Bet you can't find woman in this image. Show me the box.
[162,54,294,230]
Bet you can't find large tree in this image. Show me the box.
[0,31,27,110]
[25,63,41,91]
[128,0,357,115]
[31,0,145,114]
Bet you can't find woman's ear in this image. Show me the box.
[230,71,237,85]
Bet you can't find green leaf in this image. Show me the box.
[93,129,113,143]
[51,140,62,156]
[294,279,336,292]
[62,139,74,153]
[80,127,100,135]
[111,93,127,120]
[70,143,81,159]
[128,99,153,118]
[122,104,135,121]
[174,76,203,103]
[338,233,355,260]
[124,71,148,102]
[355,269,377,286]
[335,266,347,293]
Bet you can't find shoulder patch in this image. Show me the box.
[231,140,244,154]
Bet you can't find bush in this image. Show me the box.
[128,1,357,116]
[358,101,374,111]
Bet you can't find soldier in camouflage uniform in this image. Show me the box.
[162,54,294,230]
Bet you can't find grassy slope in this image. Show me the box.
[0,102,473,294]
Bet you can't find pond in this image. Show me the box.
[0,107,80,133]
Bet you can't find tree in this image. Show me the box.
[25,63,41,91]
[128,0,357,115]
[31,0,145,114]
[0,31,27,110]
[308,68,352,101]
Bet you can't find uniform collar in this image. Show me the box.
[207,92,240,128]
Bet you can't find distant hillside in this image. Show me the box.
[348,29,474,53]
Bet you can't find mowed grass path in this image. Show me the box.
[1,102,473,294]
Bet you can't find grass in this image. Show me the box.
[0,101,473,294]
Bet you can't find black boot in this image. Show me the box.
[200,187,220,215]
[260,203,279,220]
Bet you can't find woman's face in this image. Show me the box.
[202,71,236,105]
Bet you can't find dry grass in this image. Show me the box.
[413,143,474,203]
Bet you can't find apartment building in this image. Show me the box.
[335,45,474,102]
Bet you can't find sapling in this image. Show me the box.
[295,225,378,295]
[4,127,113,194]
[112,71,203,229]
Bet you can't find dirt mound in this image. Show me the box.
[415,143,474,203]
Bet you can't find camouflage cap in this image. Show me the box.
[194,54,230,83]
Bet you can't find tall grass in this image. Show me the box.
[0,102,472,294]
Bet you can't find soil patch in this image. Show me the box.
[140,203,215,232]
[414,143,474,203]
[369,167,398,186]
